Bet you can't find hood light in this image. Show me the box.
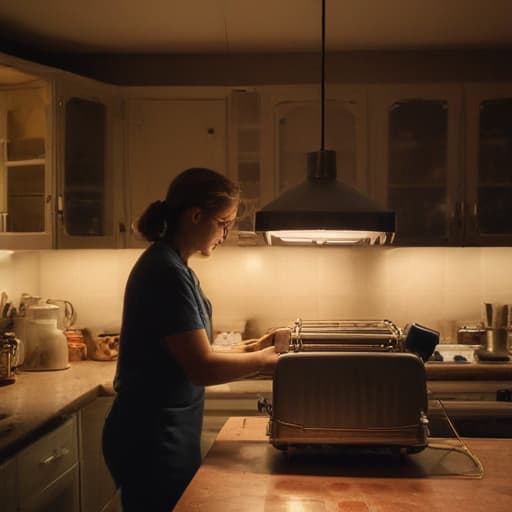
[265,230,390,246]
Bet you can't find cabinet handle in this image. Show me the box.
[39,447,69,465]
[455,201,465,231]
[57,195,64,226]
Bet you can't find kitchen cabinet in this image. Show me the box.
[464,83,512,245]
[261,84,369,201]
[0,455,18,512]
[0,79,53,250]
[229,89,261,237]
[231,84,368,243]
[370,82,512,246]
[124,89,228,248]
[78,397,120,512]
[55,78,123,249]
[369,84,463,245]
[17,415,79,512]
[0,54,123,250]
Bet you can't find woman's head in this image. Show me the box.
[137,168,240,253]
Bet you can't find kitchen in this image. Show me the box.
[1,0,512,511]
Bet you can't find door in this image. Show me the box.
[79,397,118,512]
[262,84,368,204]
[0,78,53,250]
[125,97,227,248]
[370,84,462,245]
[55,77,122,248]
[464,83,512,245]
[0,456,18,512]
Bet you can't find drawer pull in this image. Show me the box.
[39,447,70,465]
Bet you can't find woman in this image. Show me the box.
[102,168,280,511]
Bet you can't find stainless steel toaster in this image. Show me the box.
[265,351,429,453]
[287,319,403,353]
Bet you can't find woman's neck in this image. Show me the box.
[165,236,193,265]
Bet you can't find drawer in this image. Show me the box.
[18,415,78,499]
[0,456,18,512]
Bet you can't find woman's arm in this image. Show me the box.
[163,329,280,386]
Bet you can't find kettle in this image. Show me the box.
[23,304,69,371]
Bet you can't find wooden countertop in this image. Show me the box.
[175,417,512,512]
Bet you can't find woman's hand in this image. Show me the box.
[257,345,280,376]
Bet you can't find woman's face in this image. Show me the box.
[197,198,239,257]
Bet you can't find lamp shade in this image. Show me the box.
[254,150,395,246]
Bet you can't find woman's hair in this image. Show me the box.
[136,168,240,242]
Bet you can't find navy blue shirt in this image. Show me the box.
[114,241,212,406]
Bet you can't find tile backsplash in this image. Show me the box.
[2,246,511,341]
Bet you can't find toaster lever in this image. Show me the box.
[257,396,273,416]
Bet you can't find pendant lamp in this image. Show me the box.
[254,0,395,246]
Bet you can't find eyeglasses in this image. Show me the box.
[213,216,236,239]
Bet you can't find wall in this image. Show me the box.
[1,246,511,342]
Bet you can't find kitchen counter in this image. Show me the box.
[425,361,512,380]
[0,360,117,460]
[175,416,512,512]
[1,358,510,462]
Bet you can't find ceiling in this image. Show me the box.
[0,0,512,55]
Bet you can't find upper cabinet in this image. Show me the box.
[0,55,122,250]
[124,88,228,248]
[261,85,369,201]
[1,51,511,249]
[55,78,123,249]
[464,83,512,245]
[0,75,53,250]
[369,84,463,245]
[370,83,512,246]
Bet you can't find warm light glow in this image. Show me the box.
[0,250,14,262]
[265,230,389,246]
[243,253,264,273]
[286,498,307,512]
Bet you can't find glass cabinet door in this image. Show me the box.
[0,78,52,249]
[56,79,120,249]
[267,85,368,200]
[371,85,462,245]
[465,84,512,245]
[63,97,107,236]
[388,99,449,242]
[276,101,360,192]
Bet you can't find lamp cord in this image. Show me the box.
[321,0,326,151]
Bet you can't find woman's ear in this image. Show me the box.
[189,207,202,225]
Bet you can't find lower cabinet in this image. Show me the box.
[0,456,18,512]
[17,415,80,512]
[0,398,120,512]
[78,397,120,512]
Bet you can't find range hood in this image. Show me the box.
[254,0,395,246]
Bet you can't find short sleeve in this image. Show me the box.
[155,268,206,338]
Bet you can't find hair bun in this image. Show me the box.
[136,200,168,242]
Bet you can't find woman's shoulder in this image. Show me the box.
[135,242,191,282]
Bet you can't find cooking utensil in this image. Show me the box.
[478,303,510,361]
[0,332,19,385]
